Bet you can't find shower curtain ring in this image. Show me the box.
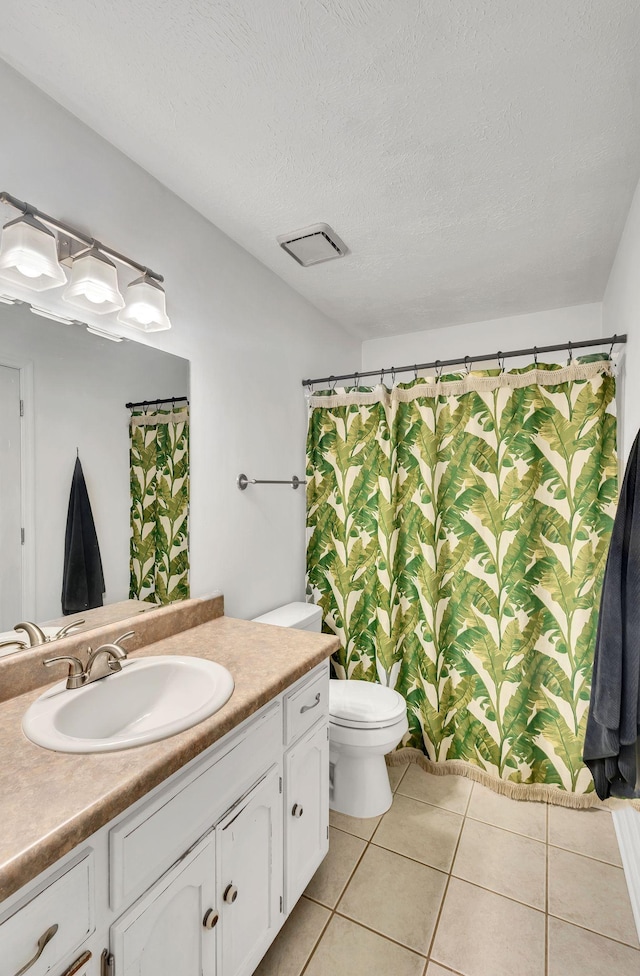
[534,346,538,366]
[567,341,573,364]
[414,364,418,381]
[380,369,385,386]
[353,371,359,388]
[609,334,617,358]
[497,352,505,373]
[329,375,337,392]
[391,367,396,385]
[464,355,471,374]
[435,360,443,381]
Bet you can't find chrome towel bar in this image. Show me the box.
[237,473,306,491]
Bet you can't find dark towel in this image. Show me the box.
[61,457,105,616]
[583,431,640,799]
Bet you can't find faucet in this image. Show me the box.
[13,619,86,647]
[14,622,48,646]
[43,631,135,690]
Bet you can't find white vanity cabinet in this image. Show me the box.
[1,661,330,976]
[284,721,329,911]
[110,833,217,976]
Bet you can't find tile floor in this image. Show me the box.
[255,762,640,976]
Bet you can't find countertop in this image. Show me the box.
[0,615,338,903]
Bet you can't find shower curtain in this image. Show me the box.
[129,404,190,605]
[306,358,617,801]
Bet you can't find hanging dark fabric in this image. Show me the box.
[61,456,105,615]
[583,432,640,800]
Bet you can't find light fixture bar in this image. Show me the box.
[0,191,164,283]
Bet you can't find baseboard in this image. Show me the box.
[612,806,640,942]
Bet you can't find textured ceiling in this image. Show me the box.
[2,1,640,338]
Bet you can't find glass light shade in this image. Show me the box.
[62,247,124,315]
[0,214,67,291]
[117,273,171,332]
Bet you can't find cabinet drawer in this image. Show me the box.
[284,664,329,745]
[110,701,281,910]
[2,852,94,976]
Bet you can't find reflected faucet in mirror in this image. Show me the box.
[0,619,86,650]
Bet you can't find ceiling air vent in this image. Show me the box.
[277,223,348,267]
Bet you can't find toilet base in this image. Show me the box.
[330,752,393,819]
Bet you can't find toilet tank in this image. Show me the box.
[252,601,322,632]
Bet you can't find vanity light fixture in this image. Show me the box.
[0,191,171,331]
[117,272,171,332]
[0,213,67,291]
[63,246,125,315]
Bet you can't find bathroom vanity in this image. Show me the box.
[0,599,337,976]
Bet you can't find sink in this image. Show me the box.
[22,656,235,753]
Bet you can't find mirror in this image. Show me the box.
[0,300,189,655]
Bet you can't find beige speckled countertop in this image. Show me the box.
[0,615,338,903]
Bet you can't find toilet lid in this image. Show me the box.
[329,680,407,730]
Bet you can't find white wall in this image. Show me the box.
[0,302,189,622]
[361,303,604,374]
[603,175,640,462]
[0,60,360,619]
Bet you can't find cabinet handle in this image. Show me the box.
[203,908,220,929]
[292,803,304,818]
[13,924,58,976]
[60,950,92,976]
[223,883,239,904]
[300,692,321,714]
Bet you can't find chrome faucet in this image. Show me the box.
[43,631,134,689]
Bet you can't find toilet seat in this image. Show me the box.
[329,679,407,730]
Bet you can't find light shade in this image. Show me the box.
[62,246,124,315]
[117,273,171,332]
[0,213,67,291]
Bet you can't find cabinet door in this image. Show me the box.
[217,766,283,976]
[110,832,217,976]
[284,721,329,910]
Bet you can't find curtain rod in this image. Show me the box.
[126,396,189,409]
[301,334,627,388]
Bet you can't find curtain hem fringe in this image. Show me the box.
[386,748,640,811]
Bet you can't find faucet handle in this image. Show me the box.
[43,655,86,689]
[54,619,86,640]
[113,631,135,652]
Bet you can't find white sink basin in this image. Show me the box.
[22,656,235,753]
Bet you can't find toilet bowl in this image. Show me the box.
[252,601,408,819]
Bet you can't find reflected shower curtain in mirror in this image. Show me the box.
[129,405,190,604]
[306,359,617,800]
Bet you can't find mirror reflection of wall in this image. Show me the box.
[0,300,189,635]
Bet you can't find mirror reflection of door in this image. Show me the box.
[0,364,22,630]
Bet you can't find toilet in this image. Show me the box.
[252,602,408,819]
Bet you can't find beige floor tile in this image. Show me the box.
[254,897,330,976]
[373,793,463,872]
[304,826,366,908]
[466,783,546,841]
[548,804,622,865]
[426,965,462,976]
[452,818,546,909]
[548,846,639,947]
[304,914,426,976]
[338,844,448,954]
[431,878,546,976]
[329,807,382,840]
[387,761,409,792]
[398,766,473,814]
[547,916,640,976]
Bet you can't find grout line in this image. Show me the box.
[423,778,473,963]
[545,802,549,976]
[545,912,640,951]
[546,839,624,868]
[333,908,428,959]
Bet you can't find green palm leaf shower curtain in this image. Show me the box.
[306,359,617,802]
[129,405,190,604]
